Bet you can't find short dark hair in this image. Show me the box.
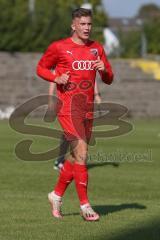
[72,8,92,19]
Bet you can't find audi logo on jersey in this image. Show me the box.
[72,60,95,70]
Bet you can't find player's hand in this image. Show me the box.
[55,71,70,85]
[92,56,106,72]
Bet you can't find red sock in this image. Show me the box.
[54,160,73,197]
[73,162,89,205]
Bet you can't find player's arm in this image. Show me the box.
[94,81,101,104]
[49,82,56,95]
[36,42,59,82]
[48,82,56,109]
[36,43,70,84]
[92,47,114,85]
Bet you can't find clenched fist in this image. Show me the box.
[55,71,70,85]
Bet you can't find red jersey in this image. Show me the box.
[37,37,113,116]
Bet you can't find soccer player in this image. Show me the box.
[37,8,113,221]
[48,81,102,171]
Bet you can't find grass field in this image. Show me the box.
[0,119,160,240]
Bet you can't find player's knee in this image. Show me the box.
[71,139,88,163]
[74,147,88,163]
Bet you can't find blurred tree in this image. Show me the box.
[144,17,160,54]
[137,3,160,55]
[118,3,160,57]
[119,31,141,58]
[0,0,28,51]
[138,3,160,19]
[0,0,108,52]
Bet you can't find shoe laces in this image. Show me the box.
[54,198,62,212]
[82,205,96,216]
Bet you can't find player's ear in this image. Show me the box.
[71,20,75,31]
[71,25,75,31]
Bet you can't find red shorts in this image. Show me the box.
[58,114,93,142]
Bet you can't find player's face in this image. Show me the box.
[71,16,92,41]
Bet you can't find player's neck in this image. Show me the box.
[71,35,89,45]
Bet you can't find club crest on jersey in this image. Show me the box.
[90,48,98,56]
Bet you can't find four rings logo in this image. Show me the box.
[72,60,95,71]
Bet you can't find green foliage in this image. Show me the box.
[138,3,160,19]
[144,17,160,54]
[119,31,141,58]
[119,3,160,57]
[138,3,160,55]
[0,0,108,52]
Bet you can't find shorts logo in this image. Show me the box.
[72,60,95,70]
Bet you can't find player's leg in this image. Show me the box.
[48,116,75,218]
[48,115,99,220]
[71,137,99,221]
[48,158,73,218]
[71,139,89,201]
[54,134,69,170]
